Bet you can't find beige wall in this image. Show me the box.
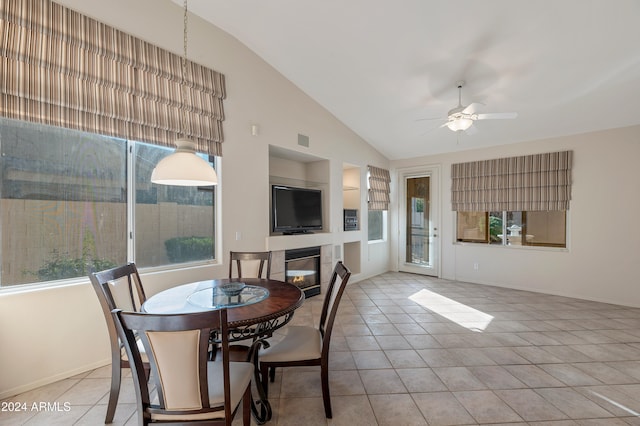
[391,125,640,307]
[0,0,390,399]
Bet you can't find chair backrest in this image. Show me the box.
[112,308,231,422]
[90,263,147,353]
[229,251,272,279]
[318,261,351,356]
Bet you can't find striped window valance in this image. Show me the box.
[451,150,572,212]
[368,165,391,211]
[0,0,226,156]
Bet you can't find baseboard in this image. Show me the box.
[0,358,110,400]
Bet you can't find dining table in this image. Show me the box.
[141,277,305,424]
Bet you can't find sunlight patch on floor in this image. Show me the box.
[409,288,494,332]
[589,391,640,416]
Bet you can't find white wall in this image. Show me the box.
[0,0,390,399]
[391,125,640,307]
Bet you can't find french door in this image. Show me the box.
[398,167,440,277]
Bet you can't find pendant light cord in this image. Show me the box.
[181,0,189,139]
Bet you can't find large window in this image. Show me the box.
[457,211,566,247]
[0,118,216,288]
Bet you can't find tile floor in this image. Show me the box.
[4,272,640,425]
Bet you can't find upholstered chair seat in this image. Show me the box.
[259,326,322,363]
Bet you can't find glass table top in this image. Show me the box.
[187,284,269,310]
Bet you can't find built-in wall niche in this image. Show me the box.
[343,241,361,275]
[268,145,330,235]
[342,164,362,276]
[343,164,361,231]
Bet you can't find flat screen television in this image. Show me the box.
[272,185,323,234]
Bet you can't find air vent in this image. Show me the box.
[297,133,309,147]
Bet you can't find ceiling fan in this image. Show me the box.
[440,81,517,134]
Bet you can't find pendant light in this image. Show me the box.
[151,0,218,186]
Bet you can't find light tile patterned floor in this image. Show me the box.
[4,271,640,425]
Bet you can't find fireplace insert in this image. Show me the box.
[285,246,321,298]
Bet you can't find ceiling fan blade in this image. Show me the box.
[415,117,447,122]
[476,112,518,120]
[462,102,484,115]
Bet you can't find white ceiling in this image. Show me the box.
[184,0,640,160]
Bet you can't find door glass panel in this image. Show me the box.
[405,176,430,265]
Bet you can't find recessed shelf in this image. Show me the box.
[342,164,362,276]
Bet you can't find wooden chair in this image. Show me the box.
[258,261,351,418]
[90,263,149,424]
[227,250,274,421]
[229,251,272,279]
[112,308,253,426]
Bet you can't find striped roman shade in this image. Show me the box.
[0,0,225,156]
[368,165,391,211]
[451,151,572,211]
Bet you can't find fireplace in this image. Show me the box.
[285,246,321,298]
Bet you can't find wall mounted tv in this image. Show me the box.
[272,185,323,234]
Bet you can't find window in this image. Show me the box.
[0,117,216,288]
[456,211,488,243]
[457,210,566,248]
[368,210,385,241]
[134,143,215,268]
[452,151,571,249]
[367,165,390,242]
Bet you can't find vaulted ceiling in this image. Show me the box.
[184,0,640,160]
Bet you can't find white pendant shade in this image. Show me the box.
[151,139,218,186]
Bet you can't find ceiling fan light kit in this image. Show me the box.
[446,117,473,132]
